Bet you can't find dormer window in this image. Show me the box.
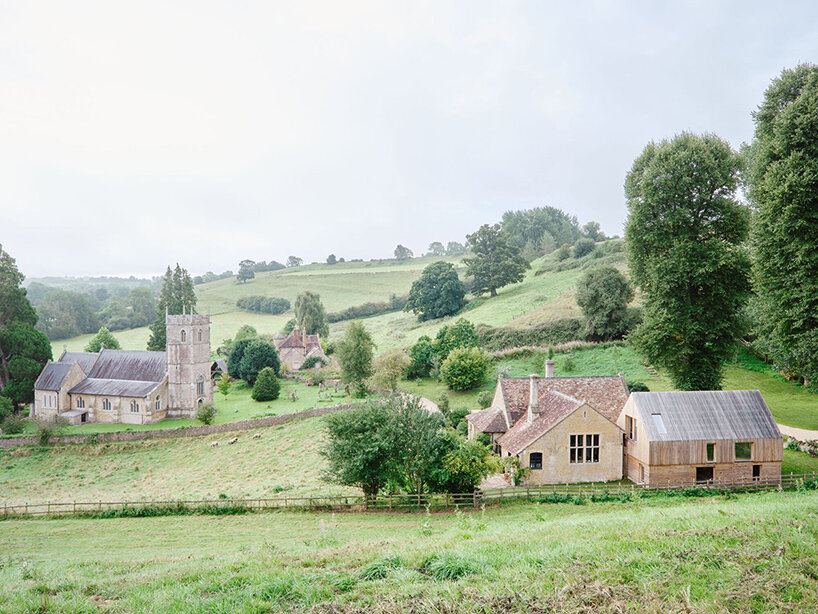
[181,330,187,342]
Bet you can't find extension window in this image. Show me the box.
[569,434,600,464]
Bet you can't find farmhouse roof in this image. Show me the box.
[497,391,586,455]
[466,406,508,433]
[69,378,162,398]
[86,349,167,382]
[499,375,629,424]
[629,390,782,442]
[35,362,75,391]
[58,351,99,373]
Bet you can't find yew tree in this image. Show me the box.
[624,133,750,390]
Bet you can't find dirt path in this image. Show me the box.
[778,423,818,441]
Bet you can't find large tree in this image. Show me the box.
[0,244,52,408]
[84,327,122,352]
[464,224,529,297]
[625,132,750,390]
[146,264,197,351]
[237,259,256,283]
[337,320,375,396]
[238,338,280,384]
[294,291,329,338]
[404,261,466,321]
[575,267,634,340]
[747,64,818,388]
[394,244,414,262]
[36,290,98,340]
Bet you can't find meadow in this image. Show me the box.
[1,490,817,612]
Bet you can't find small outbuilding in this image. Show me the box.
[617,390,783,486]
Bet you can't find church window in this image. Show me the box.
[181,330,187,342]
[77,397,85,409]
[130,400,139,413]
[102,398,111,411]
[198,329,202,342]
[197,375,205,396]
[155,396,161,411]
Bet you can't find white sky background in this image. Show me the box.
[1,0,817,277]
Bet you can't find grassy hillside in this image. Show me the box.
[2,490,817,612]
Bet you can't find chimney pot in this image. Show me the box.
[545,360,555,378]
[528,374,540,422]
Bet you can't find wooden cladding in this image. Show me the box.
[648,437,782,466]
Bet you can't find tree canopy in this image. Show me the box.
[294,291,329,338]
[426,242,445,257]
[337,320,375,396]
[0,244,52,408]
[237,259,256,283]
[747,64,818,388]
[84,327,122,352]
[238,338,280,384]
[146,264,197,351]
[394,245,414,261]
[501,206,582,255]
[251,366,280,401]
[464,224,528,297]
[575,267,634,340]
[625,132,750,390]
[404,261,466,321]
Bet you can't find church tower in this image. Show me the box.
[166,311,212,417]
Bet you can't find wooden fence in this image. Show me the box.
[2,473,816,519]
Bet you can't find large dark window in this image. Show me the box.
[696,466,714,483]
[570,434,600,464]
[529,452,543,470]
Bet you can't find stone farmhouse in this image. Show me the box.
[467,360,782,486]
[273,325,328,371]
[33,313,213,425]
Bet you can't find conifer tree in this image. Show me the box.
[146,264,197,350]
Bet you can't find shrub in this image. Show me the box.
[1,412,26,435]
[0,395,13,421]
[562,354,576,372]
[476,319,584,351]
[300,356,327,370]
[628,381,650,392]
[437,392,450,413]
[196,403,217,425]
[440,347,489,391]
[327,296,408,323]
[572,238,596,258]
[239,338,281,383]
[252,367,281,402]
[447,407,470,428]
[556,244,571,261]
[476,390,493,409]
[35,418,67,446]
[236,296,291,315]
[407,335,435,379]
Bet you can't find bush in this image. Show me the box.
[327,296,408,323]
[0,395,13,421]
[440,347,489,391]
[35,418,67,446]
[447,407,470,428]
[627,381,650,392]
[562,354,576,372]
[556,244,571,261]
[252,367,281,402]
[476,390,493,409]
[476,319,584,351]
[236,296,291,315]
[407,336,435,379]
[437,392,450,413]
[1,413,26,435]
[196,403,217,425]
[572,238,596,258]
[300,356,327,370]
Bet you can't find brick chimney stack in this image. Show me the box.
[545,359,555,378]
[527,374,540,423]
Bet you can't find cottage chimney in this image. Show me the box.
[527,374,540,423]
[545,359,555,378]
[302,326,307,345]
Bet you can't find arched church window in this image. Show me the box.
[155,396,161,410]
[198,329,202,342]
[103,398,111,411]
[197,374,205,396]
[130,400,139,413]
[181,330,187,342]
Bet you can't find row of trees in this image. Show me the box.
[624,64,818,391]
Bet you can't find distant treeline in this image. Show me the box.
[236,296,291,315]
[193,271,233,285]
[326,295,408,323]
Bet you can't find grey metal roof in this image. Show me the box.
[630,390,782,442]
[87,349,166,382]
[212,359,227,373]
[35,362,74,391]
[69,378,162,397]
[58,352,98,373]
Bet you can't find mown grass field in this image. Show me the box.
[1,490,817,612]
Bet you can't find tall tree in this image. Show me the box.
[747,64,818,388]
[501,206,582,253]
[404,261,466,321]
[146,264,197,350]
[294,291,329,338]
[445,241,466,256]
[337,320,375,396]
[286,256,303,268]
[426,242,445,257]
[625,133,750,390]
[464,224,529,297]
[394,245,414,261]
[575,267,634,340]
[237,259,256,283]
[84,327,122,352]
[0,244,52,408]
[326,254,337,265]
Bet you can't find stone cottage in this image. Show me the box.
[273,325,328,371]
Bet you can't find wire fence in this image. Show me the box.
[2,472,815,519]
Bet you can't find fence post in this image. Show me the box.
[473,491,478,509]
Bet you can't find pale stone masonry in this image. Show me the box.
[32,313,213,425]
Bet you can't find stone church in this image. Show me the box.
[33,313,213,425]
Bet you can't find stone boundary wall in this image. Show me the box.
[0,403,360,450]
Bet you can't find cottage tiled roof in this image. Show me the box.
[629,390,782,442]
[35,362,75,391]
[69,378,162,397]
[58,351,98,373]
[87,349,166,382]
[499,375,629,424]
[466,406,508,433]
[278,334,306,349]
[497,391,585,455]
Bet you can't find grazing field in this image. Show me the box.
[0,415,358,506]
[1,490,817,613]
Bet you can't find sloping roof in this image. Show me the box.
[498,391,585,455]
[69,378,162,397]
[278,333,306,349]
[629,390,782,442]
[466,406,508,433]
[212,359,228,373]
[87,349,166,382]
[499,376,629,424]
[35,362,75,391]
[58,352,98,373]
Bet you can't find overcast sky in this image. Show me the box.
[2,1,817,278]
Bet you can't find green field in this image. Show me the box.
[2,490,817,612]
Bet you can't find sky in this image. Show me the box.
[2,0,817,278]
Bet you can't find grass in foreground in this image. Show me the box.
[1,491,817,612]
